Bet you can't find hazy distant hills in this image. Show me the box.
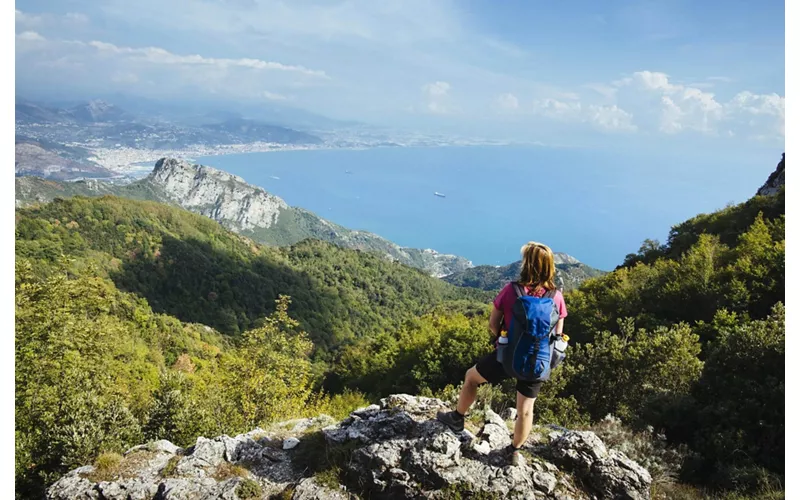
[201,118,322,144]
[443,255,606,292]
[15,137,114,181]
[15,98,324,150]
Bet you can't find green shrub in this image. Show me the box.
[566,319,703,423]
[87,452,124,482]
[681,304,784,487]
[235,478,263,499]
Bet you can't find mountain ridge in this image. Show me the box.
[443,257,606,292]
[16,98,324,151]
[757,152,785,196]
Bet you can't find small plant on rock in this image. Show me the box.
[161,455,180,478]
[86,452,123,482]
[214,463,249,481]
[235,478,262,499]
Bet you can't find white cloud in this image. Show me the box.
[16,9,89,29]
[587,105,637,132]
[15,30,330,101]
[584,83,618,101]
[609,70,782,138]
[262,90,288,101]
[86,40,328,78]
[726,91,785,137]
[422,81,453,114]
[16,10,44,28]
[496,93,519,111]
[423,81,451,97]
[64,13,90,25]
[16,31,46,42]
[531,98,637,132]
[630,70,679,92]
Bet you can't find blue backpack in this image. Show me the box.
[502,283,562,382]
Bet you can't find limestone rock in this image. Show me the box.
[47,395,652,500]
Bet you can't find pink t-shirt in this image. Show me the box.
[493,283,568,331]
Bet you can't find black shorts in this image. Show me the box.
[474,351,543,399]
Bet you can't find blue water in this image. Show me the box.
[198,145,774,270]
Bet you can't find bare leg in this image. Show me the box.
[456,366,487,415]
[512,391,536,448]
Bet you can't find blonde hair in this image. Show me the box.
[519,241,556,293]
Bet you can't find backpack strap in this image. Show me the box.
[543,288,558,299]
[512,282,524,298]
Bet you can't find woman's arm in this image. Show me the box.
[556,318,565,335]
[489,306,503,337]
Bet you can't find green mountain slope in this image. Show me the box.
[15,196,491,355]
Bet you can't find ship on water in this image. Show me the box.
[434,192,446,198]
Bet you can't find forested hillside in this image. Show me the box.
[15,175,784,498]
[15,196,490,354]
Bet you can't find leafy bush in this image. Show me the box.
[565,319,703,422]
[681,304,784,489]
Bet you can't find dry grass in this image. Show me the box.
[81,450,157,483]
[213,463,249,481]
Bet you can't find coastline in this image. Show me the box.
[83,138,534,177]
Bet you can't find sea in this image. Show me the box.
[197,144,775,270]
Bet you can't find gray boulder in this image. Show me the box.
[549,430,652,500]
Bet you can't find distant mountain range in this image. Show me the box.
[15,98,130,124]
[443,255,606,292]
[15,98,323,151]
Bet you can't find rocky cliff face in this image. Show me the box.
[48,395,651,500]
[146,158,472,277]
[757,153,785,197]
[150,158,289,232]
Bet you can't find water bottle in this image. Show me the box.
[551,334,568,369]
[497,333,509,363]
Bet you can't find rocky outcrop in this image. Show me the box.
[150,158,289,232]
[48,395,651,500]
[757,153,785,196]
[146,158,472,276]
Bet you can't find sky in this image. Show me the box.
[15,0,785,150]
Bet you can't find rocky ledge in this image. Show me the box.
[48,395,651,500]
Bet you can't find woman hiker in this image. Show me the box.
[437,241,568,466]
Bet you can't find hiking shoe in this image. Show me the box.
[436,410,465,433]
[505,445,525,467]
